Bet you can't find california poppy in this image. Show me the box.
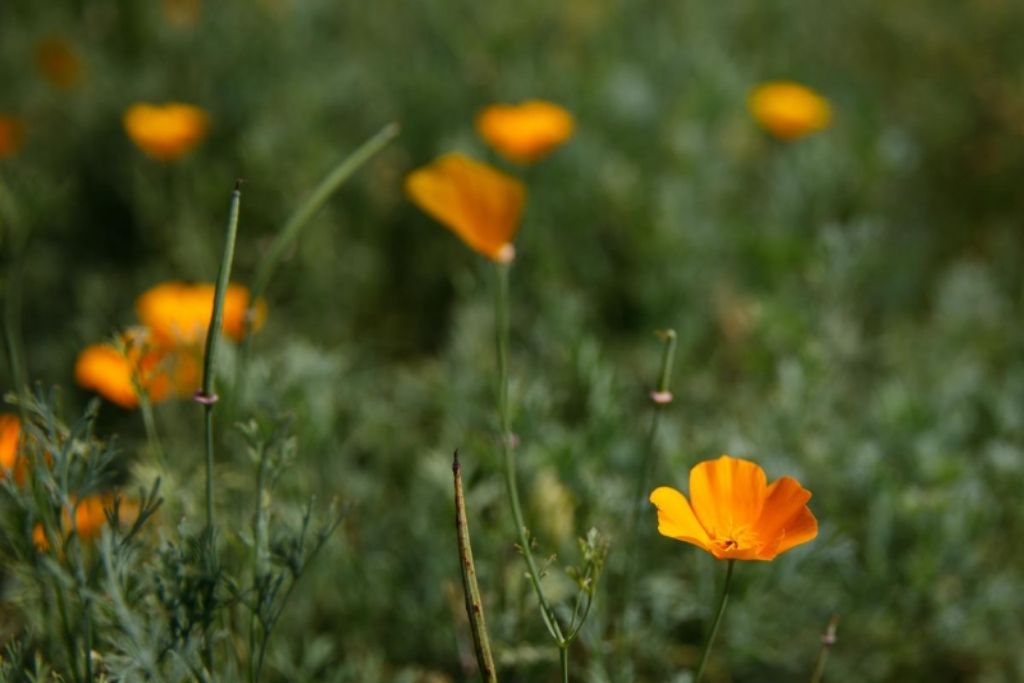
[0,414,28,485]
[748,81,831,141]
[650,455,817,560]
[123,102,209,161]
[33,494,140,551]
[405,152,526,263]
[74,328,191,408]
[34,37,83,90]
[476,100,575,164]
[135,281,265,346]
[0,116,23,159]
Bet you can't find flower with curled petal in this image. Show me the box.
[405,152,525,263]
[650,454,817,560]
[476,100,574,164]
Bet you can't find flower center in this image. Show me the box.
[710,524,760,554]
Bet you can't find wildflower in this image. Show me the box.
[33,494,140,551]
[123,102,209,161]
[405,152,526,262]
[162,0,202,28]
[74,328,186,408]
[476,100,575,164]
[135,281,266,346]
[0,115,23,159]
[0,414,28,485]
[650,454,817,560]
[748,81,832,140]
[34,37,83,90]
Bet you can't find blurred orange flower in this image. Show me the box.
[405,152,526,262]
[476,100,575,163]
[748,81,832,140]
[0,414,29,485]
[136,281,266,346]
[33,494,140,551]
[34,37,83,90]
[74,328,199,408]
[123,102,209,161]
[650,455,817,561]
[0,115,23,159]
[162,0,202,28]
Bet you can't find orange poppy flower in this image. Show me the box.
[476,100,575,164]
[135,281,266,347]
[33,494,140,551]
[74,328,186,408]
[0,414,28,485]
[405,152,526,263]
[34,37,83,90]
[123,102,209,161]
[748,81,832,141]
[650,455,817,561]
[0,115,23,159]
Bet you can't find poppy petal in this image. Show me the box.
[689,455,768,538]
[649,486,712,551]
[755,476,818,557]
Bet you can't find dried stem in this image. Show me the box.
[453,451,498,683]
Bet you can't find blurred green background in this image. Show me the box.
[2,1,1024,681]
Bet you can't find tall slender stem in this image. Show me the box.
[453,451,498,683]
[493,261,564,646]
[559,645,569,683]
[694,560,736,683]
[138,392,166,468]
[809,614,839,683]
[200,181,243,530]
[621,330,677,603]
[235,123,399,401]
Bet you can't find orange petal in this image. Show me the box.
[748,81,831,141]
[405,153,525,262]
[754,475,818,558]
[123,102,209,162]
[136,281,263,346]
[75,345,141,409]
[475,100,575,164]
[689,455,768,539]
[649,486,712,551]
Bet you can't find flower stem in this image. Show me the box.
[493,261,565,647]
[138,391,166,468]
[559,645,569,683]
[620,330,677,604]
[200,181,243,531]
[453,451,498,683]
[809,614,839,683]
[235,123,400,401]
[694,559,735,683]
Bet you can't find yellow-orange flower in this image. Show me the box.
[476,100,575,164]
[0,414,28,485]
[650,455,817,561]
[74,328,198,408]
[748,81,832,141]
[405,152,526,262]
[123,102,209,161]
[34,37,83,90]
[136,281,266,347]
[0,115,23,159]
[33,494,140,551]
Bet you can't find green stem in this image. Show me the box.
[493,261,564,646]
[453,451,498,683]
[138,392,166,468]
[559,645,569,683]
[235,123,399,400]
[249,444,269,683]
[622,329,677,600]
[200,181,243,530]
[2,264,29,399]
[809,614,839,683]
[694,560,735,683]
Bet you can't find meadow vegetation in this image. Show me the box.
[1,1,1023,681]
